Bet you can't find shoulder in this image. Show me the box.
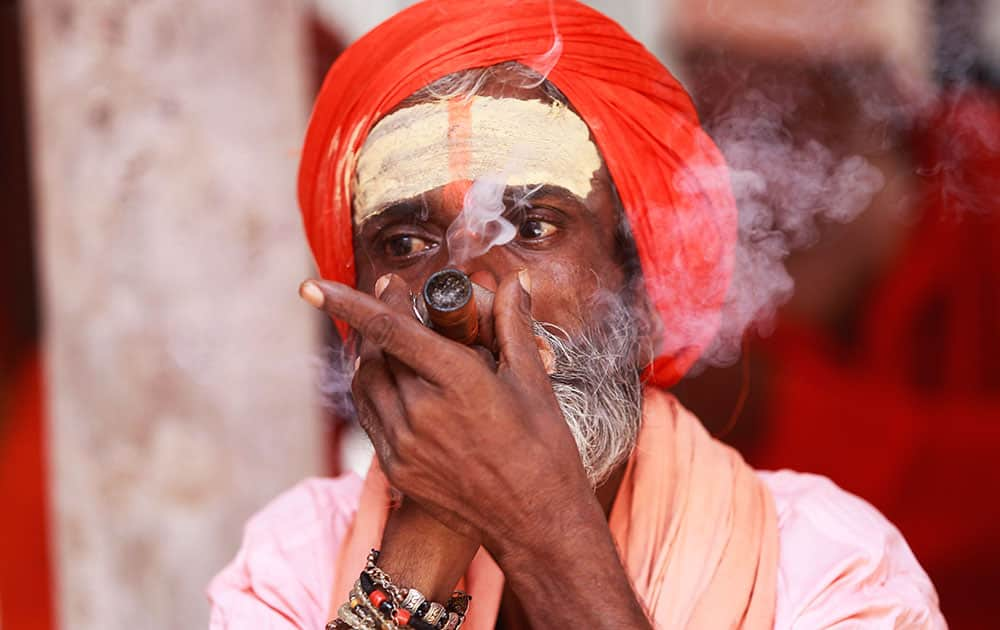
[207,475,364,629]
[759,470,947,629]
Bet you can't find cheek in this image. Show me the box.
[526,260,608,334]
[519,225,627,333]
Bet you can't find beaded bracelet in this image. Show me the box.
[351,581,393,629]
[328,549,471,630]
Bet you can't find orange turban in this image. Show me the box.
[298,0,738,386]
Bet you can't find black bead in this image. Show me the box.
[378,600,395,618]
[416,601,431,617]
[409,618,436,630]
[436,615,449,629]
[359,571,376,594]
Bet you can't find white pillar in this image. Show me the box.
[22,1,324,627]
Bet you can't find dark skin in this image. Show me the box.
[300,76,656,629]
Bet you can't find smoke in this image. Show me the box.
[679,0,999,370]
[445,145,553,266]
[689,78,888,368]
[314,340,357,421]
[521,0,563,88]
[936,0,995,85]
[445,170,519,266]
[983,0,1000,75]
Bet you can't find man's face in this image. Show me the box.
[348,72,647,485]
[352,78,630,339]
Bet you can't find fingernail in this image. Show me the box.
[535,335,555,374]
[517,269,531,294]
[354,356,361,373]
[299,280,324,308]
[540,347,556,375]
[374,274,391,299]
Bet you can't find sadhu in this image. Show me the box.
[209,2,945,628]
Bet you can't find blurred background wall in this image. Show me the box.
[7,1,327,628]
[1,0,997,629]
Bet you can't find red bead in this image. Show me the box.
[394,609,412,626]
[369,590,388,608]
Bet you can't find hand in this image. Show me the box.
[300,271,600,556]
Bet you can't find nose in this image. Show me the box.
[446,246,521,293]
[465,269,498,293]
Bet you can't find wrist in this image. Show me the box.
[379,500,480,602]
[490,485,609,573]
[493,506,650,630]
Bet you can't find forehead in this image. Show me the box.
[352,95,603,223]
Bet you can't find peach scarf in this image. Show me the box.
[330,388,778,628]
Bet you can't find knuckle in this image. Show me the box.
[391,427,417,458]
[421,364,448,388]
[405,397,435,428]
[363,313,396,347]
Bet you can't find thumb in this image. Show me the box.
[494,270,546,380]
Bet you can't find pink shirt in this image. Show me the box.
[207,470,945,629]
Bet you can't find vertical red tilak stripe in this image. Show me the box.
[444,97,473,209]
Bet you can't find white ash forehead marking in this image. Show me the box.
[353,96,602,223]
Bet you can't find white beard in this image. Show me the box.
[534,292,644,487]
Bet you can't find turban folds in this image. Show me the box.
[298,0,738,386]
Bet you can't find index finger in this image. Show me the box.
[300,279,467,382]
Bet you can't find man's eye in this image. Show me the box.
[384,234,433,257]
[518,219,558,240]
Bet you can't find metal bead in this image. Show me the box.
[423,602,446,625]
[402,587,427,613]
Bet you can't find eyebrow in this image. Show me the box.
[508,184,585,209]
[355,198,428,234]
[354,183,589,233]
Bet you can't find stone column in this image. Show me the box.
[22,1,324,627]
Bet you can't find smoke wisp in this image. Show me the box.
[691,82,888,368]
[445,170,519,266]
